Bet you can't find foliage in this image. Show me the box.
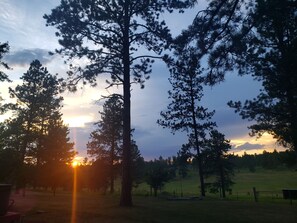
[172,0,247,85]
[231,150,297,170]
[44,0,197,206]
[145,157,175,197]
[158,47,215,197]
[87,94,145,192]
[0,60,75,186]
[0,42,10,83]
[227,0,297,152]
[203,130,234,198]
[87,94,123,193]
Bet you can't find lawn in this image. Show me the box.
[10,190,297,223]
[8,168,297,222]
[134,168,297,201]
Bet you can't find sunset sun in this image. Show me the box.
[71,160,79,168]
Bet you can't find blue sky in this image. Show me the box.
[0,0,284,160]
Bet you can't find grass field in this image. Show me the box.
[9,168,297,223]
[11,190,297,223]
[134,168,297,201]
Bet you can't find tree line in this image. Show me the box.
[0,0,297,207]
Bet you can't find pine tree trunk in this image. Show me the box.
[110,139,115,194]
[219,162,226,198]
[189,76,205,197]
[120,0,132,207]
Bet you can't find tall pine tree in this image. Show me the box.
[44,0,197,206]
[158,49,215,197]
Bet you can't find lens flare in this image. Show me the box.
[71,166,77,223]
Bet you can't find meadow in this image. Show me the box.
[10,168,297,223]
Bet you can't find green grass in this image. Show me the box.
[10,190,297,223]
[9,168,297,222]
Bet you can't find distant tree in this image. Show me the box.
[227,0,297,152]
[145,158,174,197]
[44,0,196,207]
[203,130,234,198]
[87,94,123,194]
[279,150,297,168]
[158,49,215,197]
[174,148,191,197]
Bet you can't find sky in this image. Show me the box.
[0,0,285,160]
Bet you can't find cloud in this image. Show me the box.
[4,48,55,67]
[69,125,94,157]
[232,142,265,152]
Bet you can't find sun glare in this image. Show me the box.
[71,160,79,168]
[64,116,93,128]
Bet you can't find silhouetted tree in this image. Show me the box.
[87,94,123,194]
[41,118,76,194]
[203,130,234,198]
[5,60,74,187]
[0,42,11,115]
[0,42,10,83]
[227,0,297,153]
[158,49,215,197]
[172,0,245,86]
[131,140,145,187]
[44,0,196,207]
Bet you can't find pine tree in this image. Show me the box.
[227,0,297,151]
[0,42,10,83]
[44,0,197,206]
[5,60,74,187]
[87,94,123,194]
[203,130,234,198]
[158,49,215,197]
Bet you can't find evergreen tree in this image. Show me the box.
[0,42,10,83]
[0,42,11,114]
[145,158,174,197]
[44,0,196,206]
[87,94,123,194]
[5,60,74,187]
[203,130,234,198]
[158,49,215,197]
[227,0,297,152]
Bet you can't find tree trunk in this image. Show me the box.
[189,76,205,197]
[120,0,132,207]
[219,162,226,198]
[153,188,158,197]
[110,138,115,194]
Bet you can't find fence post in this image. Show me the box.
[253,187,258,202]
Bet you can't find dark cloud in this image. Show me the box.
[4,48,55,67]
[232,142,265,152]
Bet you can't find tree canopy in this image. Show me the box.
[227,0,297,151]
[44,0,197,206]
[1,60,75,186]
